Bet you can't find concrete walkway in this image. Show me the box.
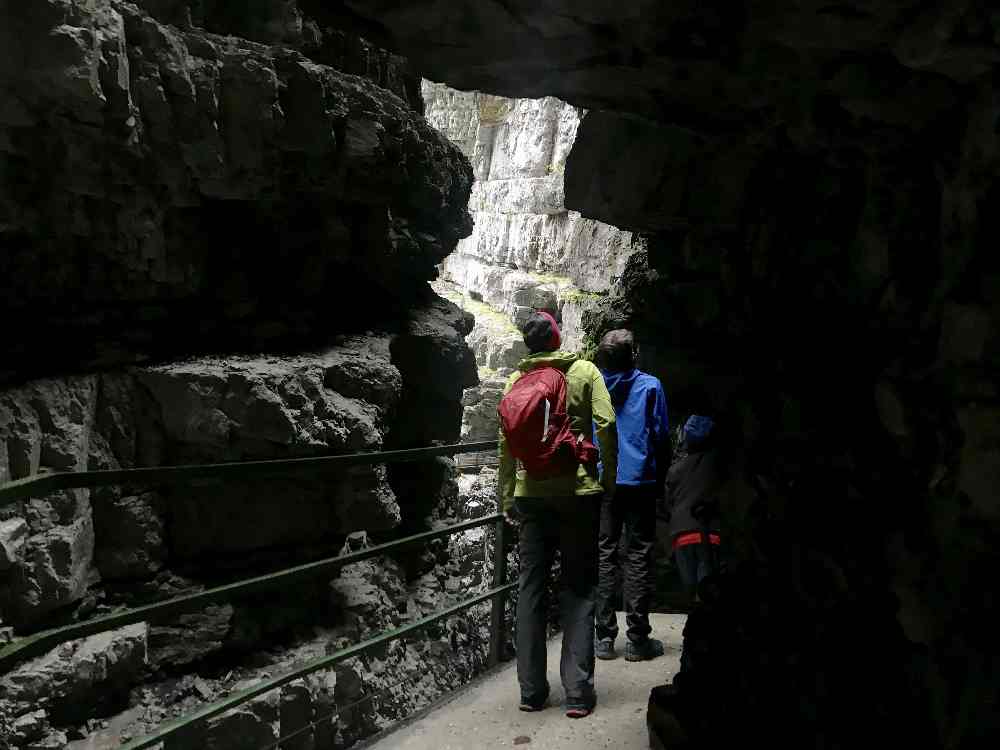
[366,613,685,750]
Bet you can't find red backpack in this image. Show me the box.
[498,366,598,479]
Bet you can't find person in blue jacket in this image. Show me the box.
[593,329,670,661]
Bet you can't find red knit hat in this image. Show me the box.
[535,310,561,351]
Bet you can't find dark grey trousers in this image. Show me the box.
[674,538,719,593]
[595,485,657,644]
[514,495,601,706]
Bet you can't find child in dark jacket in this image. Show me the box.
[664,415,726,599]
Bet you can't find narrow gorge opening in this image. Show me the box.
[419,82,698,618]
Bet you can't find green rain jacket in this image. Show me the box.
[498,350,618,512]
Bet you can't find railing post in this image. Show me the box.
[488,515,507,667]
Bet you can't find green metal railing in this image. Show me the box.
[0,440,511,749]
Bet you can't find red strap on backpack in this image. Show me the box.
[498,367,597,479]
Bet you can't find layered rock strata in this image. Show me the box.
[0,1,494,747]
[0,298,487,747]
[423,81,642,354]
[3,473,503,750]
[0,0,471,386]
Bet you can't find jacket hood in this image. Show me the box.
[602,368,639,408]
[517,350,579,372]
[683,415,715,452]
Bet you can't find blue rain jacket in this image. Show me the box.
[602,368,670,486]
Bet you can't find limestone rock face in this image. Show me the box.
[0,1,472,385]
[133,0,424,110]
[422,81,642,446]
[0,2,490,747]
[423,81,643,351]
[93,491,166,581]
[0,294,474,627]
[0,297,483,746]
[21,458,505,750]
[0,517,28,570]
[388,295,478,448]
[0,378,99,626]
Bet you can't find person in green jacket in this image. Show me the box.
[499,311,618,719]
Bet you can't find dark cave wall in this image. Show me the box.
[570,67,1000,750]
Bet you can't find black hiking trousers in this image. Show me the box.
[595,484,657,644]
[514,495,601,707]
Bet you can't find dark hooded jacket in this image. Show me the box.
[664,430,726,539]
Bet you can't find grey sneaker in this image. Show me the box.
[625,637,665,662]
[595,637,617,660]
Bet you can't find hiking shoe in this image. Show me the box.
[625,637,665,662]
[519,691,549,712]
[595,637,617,660]
[565,697,595,719]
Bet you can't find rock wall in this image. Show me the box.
[0,298,486,747]
[0,2,496,747]
[0,0,471,386]
[566,38,1000,750]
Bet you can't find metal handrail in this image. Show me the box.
[0,440,499,506]
[0,439,511,748]
[0,514,500,671]
[120,580,515,750]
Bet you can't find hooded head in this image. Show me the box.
[683,415,715,448]
[522,310,561,353]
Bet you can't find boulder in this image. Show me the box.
[136,340,404,559]
[2,514,95,627]
[0,517,28,570]
[390,297,478,447]
[165,689,279,750]
[148,603,234,671]
[1,623,147,724]
[0,377,101,626]
[10,709,47,746]
[93,491,166,580]
[0,376,98,478]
